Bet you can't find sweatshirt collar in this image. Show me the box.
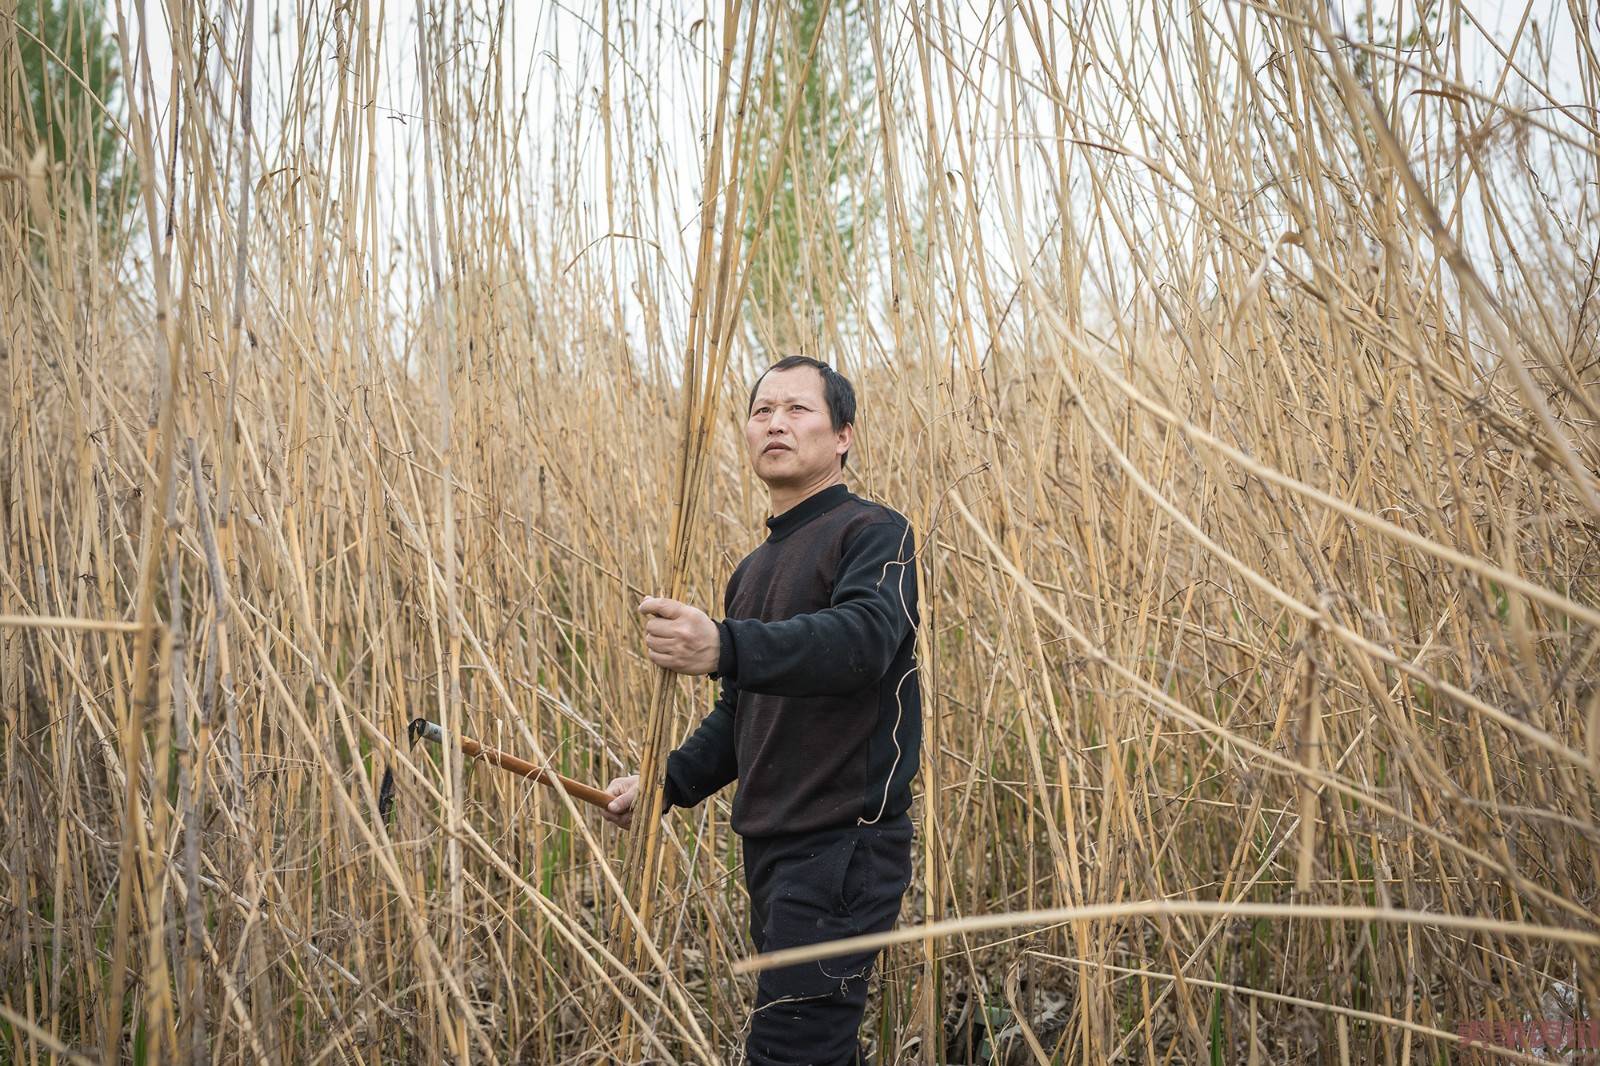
[766,483,850,541]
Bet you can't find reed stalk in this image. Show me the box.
[1,1,1596,1062]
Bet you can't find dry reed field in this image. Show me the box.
[3,0,1599,1062]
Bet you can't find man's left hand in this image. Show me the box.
[638,596,721,675]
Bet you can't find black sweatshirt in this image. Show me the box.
[662,484,922,837]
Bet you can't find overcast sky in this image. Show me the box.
[112,0,1589,358]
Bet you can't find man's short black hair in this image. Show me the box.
[747,355,857,467]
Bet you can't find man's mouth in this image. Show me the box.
[763,442,791,454]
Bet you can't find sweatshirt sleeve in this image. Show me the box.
[720,520,918,698]
[662,673,739,810]
[662,574,744,810]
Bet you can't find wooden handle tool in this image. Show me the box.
[407,718,615,810]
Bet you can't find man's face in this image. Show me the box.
[745,366,852,488]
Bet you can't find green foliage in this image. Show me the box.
[1208,967,1225,1066]
[12,0,134,236]
[742,0,878,351]
[131,1012,148,1066]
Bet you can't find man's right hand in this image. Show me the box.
[602,774,641,829]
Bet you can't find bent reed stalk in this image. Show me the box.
[2,0,1597,1063]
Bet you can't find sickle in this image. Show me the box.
[377,718,612,822]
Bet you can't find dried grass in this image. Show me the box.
[2,0,1597,1063]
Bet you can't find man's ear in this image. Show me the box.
[836,422,854,457]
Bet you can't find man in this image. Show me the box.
[603,355,921,1065]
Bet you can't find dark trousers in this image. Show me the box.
[741,814,914,1066]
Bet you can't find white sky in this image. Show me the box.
[112,0,1590,364]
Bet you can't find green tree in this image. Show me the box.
[742,1,878,353]
[9,0,133,237]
